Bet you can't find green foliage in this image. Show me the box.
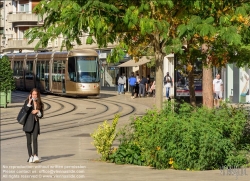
[227,46,250,68]
[106,43,127,63]
[109,102,250,170]
[90,114,120,161]
[0,56,15,92]
[109,142,144,165]
[26,0,250,108]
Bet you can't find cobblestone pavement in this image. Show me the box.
[0,91,249,181]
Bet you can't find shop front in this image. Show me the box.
[117,57,154,92]
[226,64,250,103]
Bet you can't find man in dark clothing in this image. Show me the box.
[139,76,147,97]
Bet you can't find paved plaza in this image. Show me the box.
[1,90,249,181]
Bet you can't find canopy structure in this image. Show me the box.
[117,56,152,67]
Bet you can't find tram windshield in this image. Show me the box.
[68,56,100,83]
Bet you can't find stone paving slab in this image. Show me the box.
[1,90,250,181]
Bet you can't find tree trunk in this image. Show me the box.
[188,67,196,106]
[155,53,164,109]
[202,66,213,108]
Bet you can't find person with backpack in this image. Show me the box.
[164,72,172,100]
[128,72,137,99]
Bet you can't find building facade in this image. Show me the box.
[0,0,135,90]
[0,0,118,54]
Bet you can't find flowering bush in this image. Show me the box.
[90,114,119,161]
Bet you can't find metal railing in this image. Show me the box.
[8,11,33,14]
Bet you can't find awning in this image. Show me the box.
[117,56,152,67]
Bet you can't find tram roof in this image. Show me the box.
[53,51,69,60]
[13,53,27,60]
[36,52,54,59]
[5,54,15,59]
[26,53,37,59]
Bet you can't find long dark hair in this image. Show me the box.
[27,88,44,110]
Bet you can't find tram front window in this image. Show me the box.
[76,56,99,83]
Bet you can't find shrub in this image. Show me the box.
[109,125,145,165]
[109,102,250,170]
[90,114,120,161]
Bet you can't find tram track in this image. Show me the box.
[0,101,50,124]
[1,93,137,141]
[0,94,76,124]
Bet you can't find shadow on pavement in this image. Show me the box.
[40,154,75,163]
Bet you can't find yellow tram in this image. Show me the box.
[6,49,100,96]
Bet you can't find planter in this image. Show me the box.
[0,91,12,108]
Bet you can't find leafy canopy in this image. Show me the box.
[176,0,250,68]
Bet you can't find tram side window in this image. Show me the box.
[36,61,40,81]
[13,61,19,77]
[41,61,45,81]
[57,61,62,82]
[36,61,45,81]
[68,57,76,82]
[26,61,33,80]
[45,61,49,81]
[52,61,58,82]
[62,61,65,82]
[13,61,23,78]
[20,62,23,78]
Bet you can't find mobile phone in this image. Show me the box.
[30,95,32,99]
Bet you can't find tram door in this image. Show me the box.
[36,61,46,92]
[61,61,66,93]
[13,61,24,90]
[52,60,66,93]
[45,61,49,91]
[25,61,35,90]
[36,61,41,90]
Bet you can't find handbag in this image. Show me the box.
[17,106,28,125]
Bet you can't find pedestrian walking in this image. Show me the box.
[117,73,126,94]
[139,76,147,97]
[135,73,140,97]
[23,88,44,163]
[128,72,137,98]
[213,73,223,108]
[164,72,172,100]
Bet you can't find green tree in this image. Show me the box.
[26,0,184,109]
[26,0,250,109]
[0,56,15,108]
[176,1,250,107]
